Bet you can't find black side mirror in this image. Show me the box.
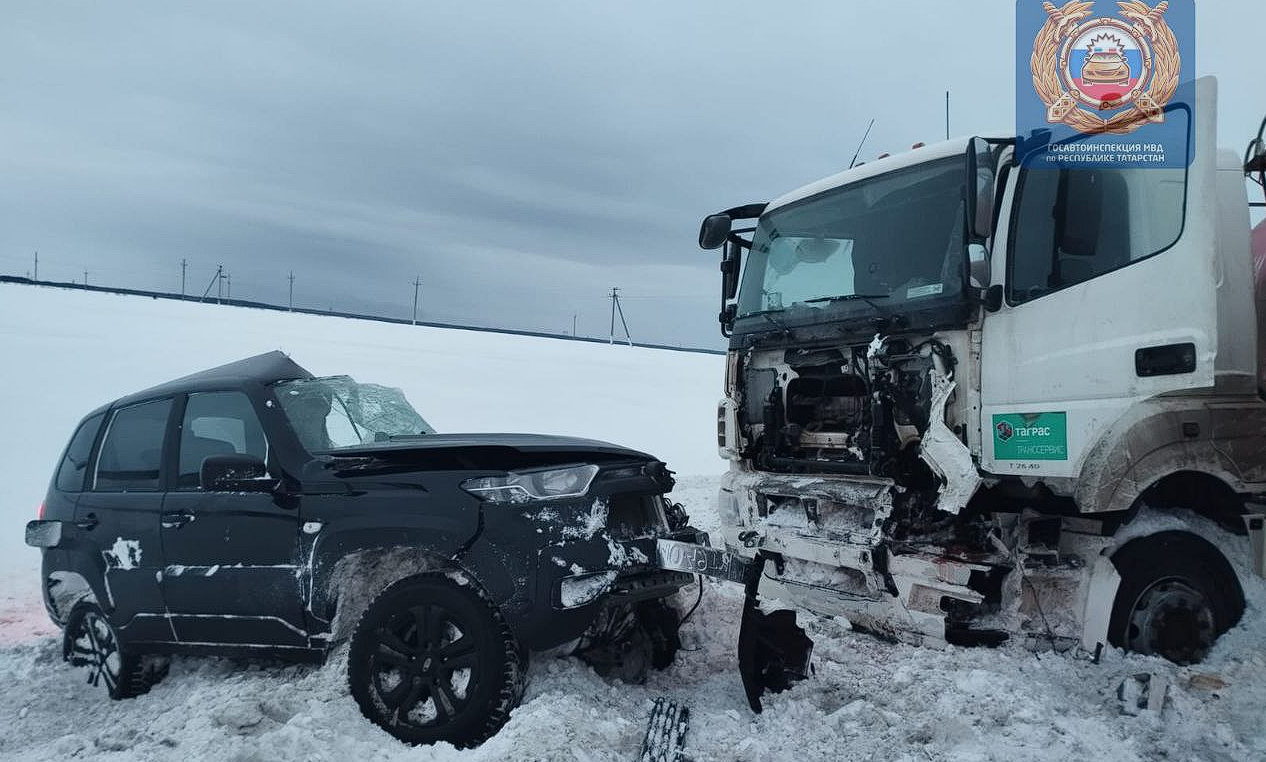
[699,214,732,250]
[982,284,1004,313]
[200,453,276,492]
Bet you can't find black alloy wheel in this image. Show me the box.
[348,574,525,747]
[62,602,159,699]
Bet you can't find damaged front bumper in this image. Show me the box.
[716,469,1009,647]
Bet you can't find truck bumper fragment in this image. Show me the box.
[654,538,813,712]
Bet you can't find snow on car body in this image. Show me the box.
[26,351,700,746]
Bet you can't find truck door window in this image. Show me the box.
[1008,164,1186,305]
[93,399,173,492]
[55,412,105,492]
[176,391,269,489]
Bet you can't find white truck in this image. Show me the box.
[691,77,1266,686]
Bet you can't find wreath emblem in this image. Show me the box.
[1031,1,1180,135]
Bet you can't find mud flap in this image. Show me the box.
[736,552,813,712]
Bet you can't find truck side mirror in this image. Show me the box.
[966,137,996,242]
[200,453,276,492]
[967,242,991,290]
[699,214,732,250]
[721,240,741,300]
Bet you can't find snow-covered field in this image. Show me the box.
[2,284,1264,761]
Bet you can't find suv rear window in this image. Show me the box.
[94,399,173,492]
[55,412,105,492]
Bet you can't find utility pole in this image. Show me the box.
[83,270,88,286]
[200,264,223,302]
[226,272,232,299]
[33,251,38,281]
[180,258,187,297]
[288,271,295,311]
[216,264,225,304]
[572,313,578,337]
[412,276,422,325]
[608,287,631,346]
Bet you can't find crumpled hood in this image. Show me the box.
[324,432,655,462]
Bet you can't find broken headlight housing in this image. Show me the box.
[461,464,600,503]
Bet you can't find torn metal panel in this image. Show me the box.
[918,371,982,515]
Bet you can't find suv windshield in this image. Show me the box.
[274,375,434,452]
[736,156,967,324]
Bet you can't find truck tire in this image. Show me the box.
[347,574,526,748]
[62,602,165,700]
[1108,531,1244,664]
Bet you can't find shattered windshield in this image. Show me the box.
[274,376,434,452]
[736,156,967,324]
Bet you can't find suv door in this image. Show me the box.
[159,390,308,648]
[76,398,176,642]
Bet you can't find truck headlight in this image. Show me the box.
[461,464,600,503]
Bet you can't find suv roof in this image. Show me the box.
[113,351,313,408]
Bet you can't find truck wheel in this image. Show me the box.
[347,574,526,748]
[1108,531,1245,664]
[62,602,162,700]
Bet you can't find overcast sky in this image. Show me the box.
[2,1,1261,348]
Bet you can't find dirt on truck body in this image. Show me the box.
[696,77,1266,670]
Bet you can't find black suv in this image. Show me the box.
[26,352,697,747]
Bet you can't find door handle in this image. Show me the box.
[76,513,99,531]
[160,512,196,529]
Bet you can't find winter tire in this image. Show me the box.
[347,574,526,748]
[62,602,162,699]
[1108,531,1245,664]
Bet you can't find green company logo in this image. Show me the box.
[992,412,1068,461]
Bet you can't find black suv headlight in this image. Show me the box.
[461,464,600,503]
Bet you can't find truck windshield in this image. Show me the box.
[274,375,434,452]
[736,156,967,323]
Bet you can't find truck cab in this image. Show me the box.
[700,77,1265,661]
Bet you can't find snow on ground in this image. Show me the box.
[2,284,1265,761]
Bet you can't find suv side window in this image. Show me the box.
[1008,165,1186,305]
[55,412,105,492]
[94,399,173,492]
[177,391,269,489]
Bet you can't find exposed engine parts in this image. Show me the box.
[739,335,955,485]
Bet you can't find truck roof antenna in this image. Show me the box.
[848,119,876,170]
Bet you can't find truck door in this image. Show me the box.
[159,390,308,648]
[980,79,1219,478]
